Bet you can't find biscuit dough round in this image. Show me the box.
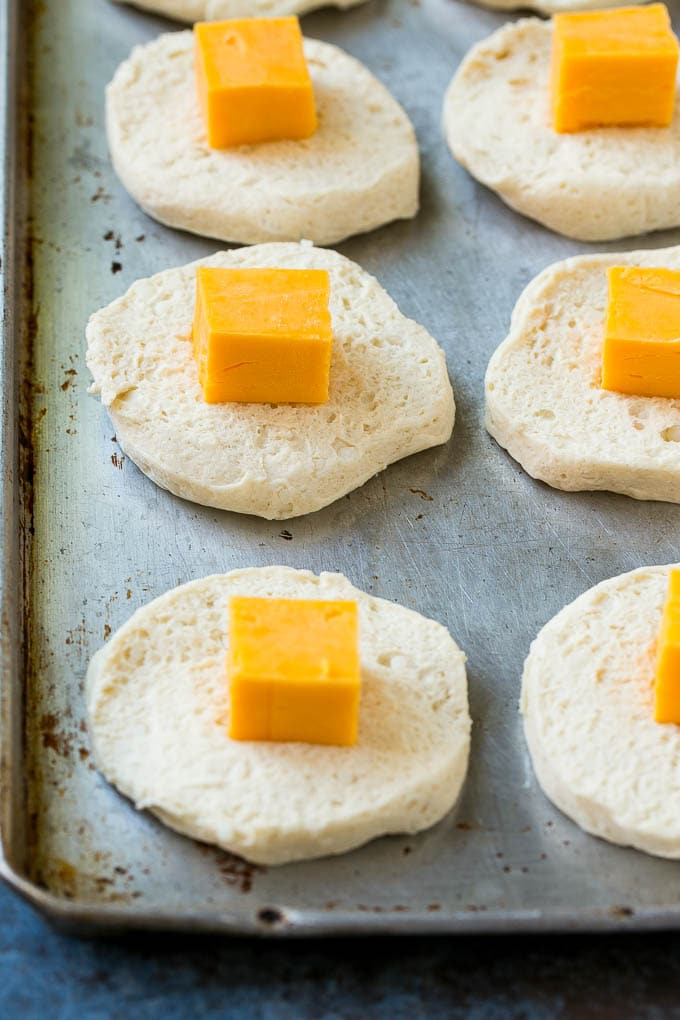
[106,32,419,246]
[116,0,366,22]
[522,564,680,858]
[443,18,680,241]
[87,567,471,865]
[86,242,455,518]
[485,245,680,503]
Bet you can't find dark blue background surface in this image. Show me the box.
[2,882,680,1017]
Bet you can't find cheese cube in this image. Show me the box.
[601,266,680,399]
[551,5,679,133]
[228,596,361,745]
[655,570,680,724]
[192,266,333,404]
[194,17,317,148]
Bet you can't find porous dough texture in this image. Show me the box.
[87,567,471,865]
[522,564,680,858]
[86,243,455,519]
[485,245,680,503]
[115,0,366,22]
[106,31,419,245]
[443,18,680,241]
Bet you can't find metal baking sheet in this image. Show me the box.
[2,0,680,936]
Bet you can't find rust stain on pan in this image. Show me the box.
[60,367,76,392]
[197,845,266,894]
[16,24,41,884]
[103,229,122,252]
[34,857,144,904]
[39,712,74,758]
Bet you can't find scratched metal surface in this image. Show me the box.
[2,0,680,935]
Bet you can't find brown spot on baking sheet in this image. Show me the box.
[409,488,433,501]
[103,230,123,251]
[111,260,122,274]
[53,859,77,897]
[91,185,111,203]
[279,529,293,541]
[218,854,264,892]
[197,846,265,894]
[34,847,144,904]
[356,904,413,914]
[103,624,111,639]
[60,368,77,392]
[111,452,125,470]
[39,713,74,758]
[610,905,634,919]
[18,234,39,549]
[65,619,90,648]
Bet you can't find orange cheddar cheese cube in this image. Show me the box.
[550,5,679,133]
[601,266,680,399]
[194,17,317,148]
[228,596,361,745]
[192,266,333,404]
[655,569,680,724]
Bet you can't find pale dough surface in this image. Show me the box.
[107,32,419,245]
[86,242,455,519]
[522,564,680,858]
[485,245,680,503]
[115,0,366,21]
[87,567,471,865]
[443,18,680,242]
